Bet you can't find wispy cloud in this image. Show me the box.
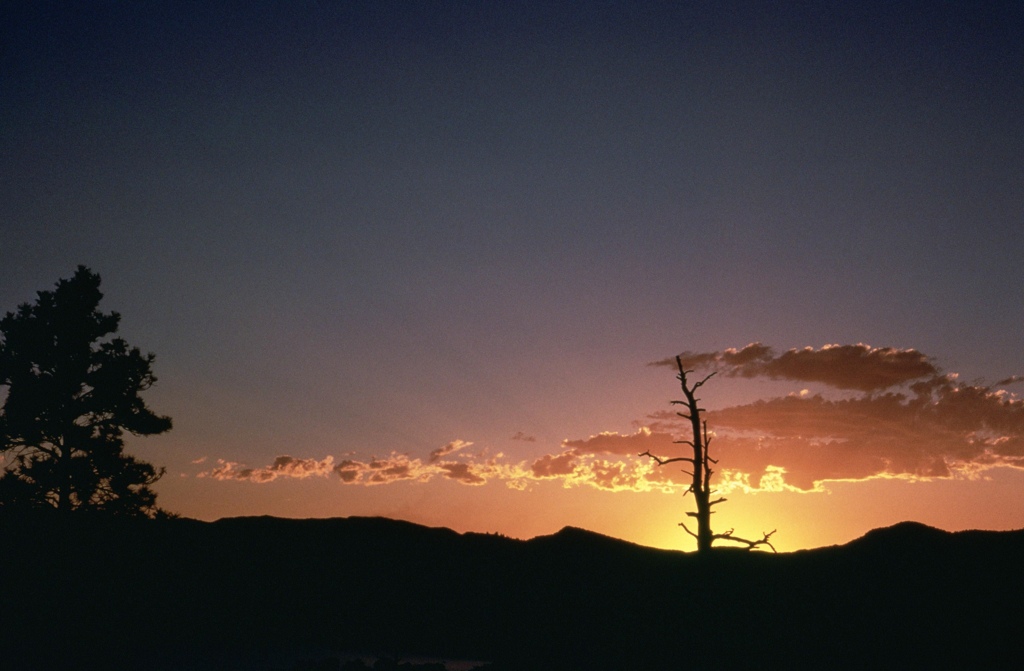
[429,439,472,463]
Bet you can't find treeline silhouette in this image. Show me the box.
[2,511,1021,670]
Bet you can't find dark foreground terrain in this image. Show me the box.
[2,513,1021,670]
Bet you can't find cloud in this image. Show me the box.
[521,444,683,493]
[531,450,579,477]
[650,342,773,371]
[318,433,695,493]
[652,343,939,392]
[437,462,487,485]
[562,427,678,456]
[197,435,687,494]
[646,345,1024,490]
[333,453,431,485]
[196,344,1024,496]
[201,455,335,483]
[511,429,697,492]
[429,439,473,462]
[200,440,526,489]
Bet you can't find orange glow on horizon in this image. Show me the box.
[157,459,1024,553]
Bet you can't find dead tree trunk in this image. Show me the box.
[641,355,775,553]
[676,359,714,551]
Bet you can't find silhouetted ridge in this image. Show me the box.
[212,514,460,537]
[3,513,1022,670]
[534,525,637,547]
[854,520,947,544]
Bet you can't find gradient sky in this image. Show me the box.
[2,1,1022,551]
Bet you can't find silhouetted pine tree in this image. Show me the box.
[0,266,172,517]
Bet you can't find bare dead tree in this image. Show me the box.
[640,355,776,553]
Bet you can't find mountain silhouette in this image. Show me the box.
[2,513,1020,670]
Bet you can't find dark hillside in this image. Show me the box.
[2,513,1021,670]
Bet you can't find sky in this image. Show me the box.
[2,0,1022,552]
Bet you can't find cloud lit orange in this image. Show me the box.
[197,344,1023,499]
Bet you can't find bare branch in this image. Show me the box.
[712,529,777,553]
[691,372,717,390]
[638,450,694,467]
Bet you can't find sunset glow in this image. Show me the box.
[3,2,1022,553]
[168,342,1024,551]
